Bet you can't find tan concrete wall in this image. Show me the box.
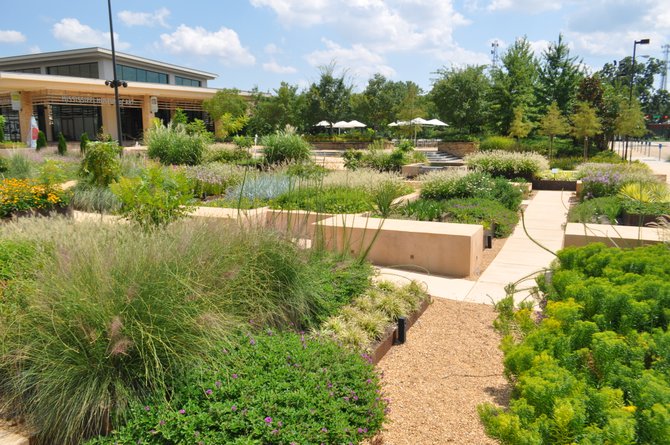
[563,222,665,248]
[189,206,268,227]
[314,215,484,277]
[141,95,154,138]
[18,92,32,145]
[100,103,118,140]
[401,163,423,178]
[437,141,479,157]
[265,209,335,238]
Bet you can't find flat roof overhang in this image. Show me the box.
[0,72,218,101]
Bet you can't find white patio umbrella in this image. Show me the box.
[348,120,367,128]
[426,118,448,127]
[315,120,331,127]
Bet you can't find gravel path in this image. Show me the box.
[375,298,509,445]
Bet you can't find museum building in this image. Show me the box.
[0,47,227,144]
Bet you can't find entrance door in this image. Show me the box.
[120,108,143,142]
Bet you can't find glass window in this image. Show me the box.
[175,76,201,87]
[46,62,98,79]
[117,64,168,84]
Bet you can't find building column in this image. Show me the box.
[100,103,118,141]
[45,105,53,142]
[141,95,155,138]
[18,92,33,146]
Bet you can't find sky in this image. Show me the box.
[0,0,668,93]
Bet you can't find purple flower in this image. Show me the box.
[321,427,328,433]
[278,421,283,427]
[264,416,273,424]
[271,429,279,435]
[231,405,238,412]
[205,389,213,395]
[178,409,186,415]
[144,405,151,411]
[159,420,165,426]
[232,373,238,379]
[250,338,256,346]
[215,380,222,388]
[357,428,364,434]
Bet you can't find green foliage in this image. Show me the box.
[431,65,490,134]
[145,122,206,166]
[589,150,624,164]
[79,132,89,153]
[36,131,47,150]
[420,171,523,211]
[343,148,364,170]
[111,165,194,230]
[567,196,622,224]
[482,244,670,444]
[508,107,534,141]
[202,90,248,139]
[0,156,7,174]
[571,102,602,159]
[37,160,67,186]
[79,141,121,187]
[171,108,188,125]
[465,150,549,180]
[577,162,657,199]
[182,162,245,199]
[185,119,213,142]
[539,102,570,159]
[262,129,312,165]
[549,157,581,170]
[271,185,373,214]
[371,179,407,218]
[0,115,4,141]
[480,136,517,152]
[3,153,33,179]
[204,145,253,164]
[87,332,385,445]
[537,34,584,115]
[70,183,122,214]
[232,135,253,149]
[57,132,67,155]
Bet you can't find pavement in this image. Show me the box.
[378,190,570,305]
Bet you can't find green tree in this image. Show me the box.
[36,131,47,150]
[571,102,602,160]
[350,74,409,130]
[539,102,569,159]
[303,63,353,125]
[431,65,490,134]
[536,34,584,115]
[247,83,305,134]
[171,108,188,125]
[394,82,427,139]
[57,132,67,155]
[202,89,248,139]
[616,100,647,160]
[508,107,534,145]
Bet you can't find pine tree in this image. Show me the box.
[57,132,67,156]
[80,132,90,154]
[36,131,47,150]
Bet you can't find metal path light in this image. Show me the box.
[106,0,126,145]
[626,38,650,162]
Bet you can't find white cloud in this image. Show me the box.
[29,45,41,54]
[118,8,170,28]
[159,25,255,66]
[485,0,561,14]
[429,45,492,68]
[263,60,297,74]
[0,30,26,43]
[265,43,281,55]
[529,39,551,57]
[52,18,129,50]
[305,39,395,87]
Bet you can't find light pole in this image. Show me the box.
[625,38,650,161]
[106,0,127,145]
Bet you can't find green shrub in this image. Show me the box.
[57,132,67,155]
[37,160,68,186]
[343,148,364,170]
[80,132,90,154]
[4,154,34,179]
[442,198,519,237]
[621,199,670,218]
[481,243,670,444]
[400,198,447,221]
[262,130,312,165]
[79,141,121,187]
[0,156,7,174]
[111,165,194,230]
[550,156,582,170]
[480,136,516,151]
[145,122,206,165]
[420,171,523,211]
[568,196,622,224]
[465,150,549,180]
[590,150,625,164]
[271,185,372,214]
[87,332,385,445]
[577,163,658,199]
[36,131,47,150]
[182,162,245,199]
[0,219,374,445]
[232,135,253,149]
[204,145,252,164]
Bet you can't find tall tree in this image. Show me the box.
[393,82,427,139]
[430,65,490,134]
[351,74,411,130]
[599,57,665,113]
[489,37,539,134]
[247,83,305,134]
[616,100,647,147]
[303,63,353,126]
[571,102,602,160]
[202,89,249,138]
[536,34,584,115]
[539,102,570,159]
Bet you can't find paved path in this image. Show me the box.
[379,190,570,305]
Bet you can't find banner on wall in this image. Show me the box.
[28,116,38,149]
[150,96,158,113]
[10,92,21,111]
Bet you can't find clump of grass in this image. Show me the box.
[70,183,122,214]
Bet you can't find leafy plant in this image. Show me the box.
[111,165,194,230]
[70,183,122,214]
[577,162,657,200]
[204,145,252,164]
[480,136,516,152]
[80,132,90,154]
[0,115,4,142]
[232,135,253,149]
[79,141,121,187]
[57,132,67,155]
[442,198,519,237]
[343,148,364,170]
[271,185,372,214]
[87,332,386,445]
[465,150,549,180]
[567,196,622,224]
[145,122,206,166]
[182,162,245,199]
[420,171,523,211]
[4,153,33,179]
[0,178,69,218]
[37,160,68,186]
[619,182,670,203]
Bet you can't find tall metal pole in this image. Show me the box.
[107,0,123,145]
[625,39,650,162]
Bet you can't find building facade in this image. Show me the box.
[0,47,227,144]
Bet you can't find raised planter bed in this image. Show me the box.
[310,141,393,151]
[563,222,664,248]
[437,141,479,157]
[531,178,578,191]
[370,296,432,364]
[620,209,663,227]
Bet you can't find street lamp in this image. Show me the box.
[625,38,650,161]
[106,0,126,145]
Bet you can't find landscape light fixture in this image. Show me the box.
[106,0,126,145]
[624,38,650,161]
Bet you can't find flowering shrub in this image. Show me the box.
[480,243,670,444]
[465,150,549,180]
[576,162,657,199]
[87,332,386,445]
[0,178,69,217]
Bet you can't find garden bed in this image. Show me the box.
[531,178,578,191]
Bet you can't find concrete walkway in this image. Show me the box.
[379,190,570,305]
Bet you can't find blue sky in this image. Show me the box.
[0,0,668,93]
